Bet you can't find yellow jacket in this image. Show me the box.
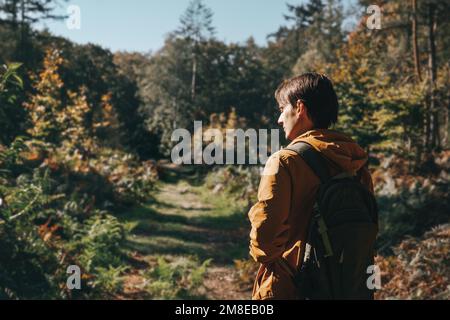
[248,129,374,300]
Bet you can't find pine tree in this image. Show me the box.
[175,0,215,101]
[0,0,67,62]
[0,0,66,27]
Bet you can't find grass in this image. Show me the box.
[119,165,250,262]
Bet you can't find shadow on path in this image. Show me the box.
[122,165,250,265]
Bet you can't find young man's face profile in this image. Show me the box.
[278,102,298,141]
[277,100,312,141]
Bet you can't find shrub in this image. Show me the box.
[204,165,260,206]
[144,256,212,299]
[375,224,450,300]
[373,152,450,253]
[75,214,125,272]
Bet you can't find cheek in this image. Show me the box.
[284,110,294,125]
[288,108,299,123]
[283,114,292,127]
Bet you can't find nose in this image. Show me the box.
[278,113,284,127]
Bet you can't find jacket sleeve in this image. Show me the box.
[248,152,292,265]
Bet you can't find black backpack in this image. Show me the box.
[285,142,379,300]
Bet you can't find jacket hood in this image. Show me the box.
[289,129,368,174]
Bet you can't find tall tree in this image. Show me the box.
[426,1,438,150]
[266,0,345,77]
[175,0,215,102]
[0,0,66,27]
[0,0,67,62]
[136,36,194,155]
[411,0,422,82]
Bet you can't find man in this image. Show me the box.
[248,73,374,300]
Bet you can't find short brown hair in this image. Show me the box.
[275,73,339,129]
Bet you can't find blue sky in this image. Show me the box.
[38,0,357,53]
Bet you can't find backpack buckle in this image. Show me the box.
[317,215,334,258]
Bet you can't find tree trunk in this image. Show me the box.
[191,41,198,102]
[411,0,425,165]
[444,101,449,148]
[19,0,25,53]
[422,97,431,162]
[20,0,24,32]
[411,0,422,82]
[191,53,197,102]
[11,0,19,29]
[427,3,440,151]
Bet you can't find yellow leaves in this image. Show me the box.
[81,273,94,281]
[37,49,65,93]
[208,107,247,133]
[43,156,60,171]
[101,92,113,105]
[22,152,42,162]
[93,92,120,143]
[226,107,239,128]
[72,160,92,174]
[38,220,62,244]
[25,48,68,141]
[28,51,95,151]
[42,48,64,70]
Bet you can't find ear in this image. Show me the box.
[295,100,306,115]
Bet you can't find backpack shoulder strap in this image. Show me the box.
[285,142,331,184]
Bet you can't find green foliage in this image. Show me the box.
[145,256,211,299]
[0,51,157,299]
[0,63,23,90]
[48,41,154,157]
[0,63,26,144]
[0,136,28,176]
[90,265,127,294]
[75,214,125,272]
[291,0,345,74]
[0,143,67,298]
[129,36,273,156]
[0,137,130,298]
[205,166,259,205]
[175,0,215,42]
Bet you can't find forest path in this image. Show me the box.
[117,164,253,300]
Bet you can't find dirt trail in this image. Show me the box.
[118,165,253,300]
